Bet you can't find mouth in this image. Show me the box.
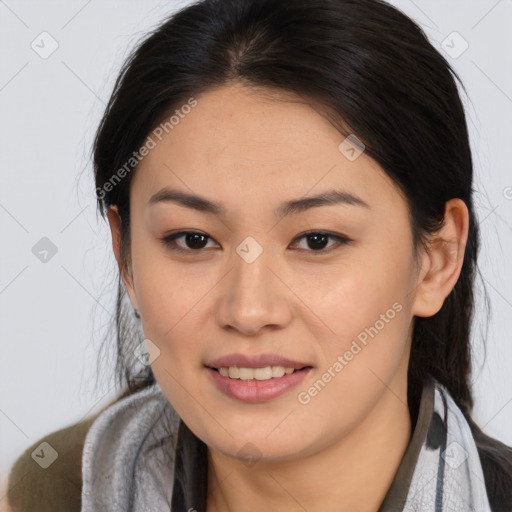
[206,365,313,402]
[204,354,314,402]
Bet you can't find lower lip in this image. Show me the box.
[206,367,312,403]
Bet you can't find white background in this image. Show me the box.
[1,0,511,502]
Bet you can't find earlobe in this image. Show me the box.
[412,198,469,318]
[106,205,138,309]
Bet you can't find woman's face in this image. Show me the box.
[114,82,429,461]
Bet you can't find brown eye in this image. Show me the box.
[291,231,352,254]
[161,231,217,252]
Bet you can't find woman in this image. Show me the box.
[7,0,512,510]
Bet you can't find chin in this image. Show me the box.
[205,427,317,464]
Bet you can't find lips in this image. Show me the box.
[206,353,312,370]
[206,365,312,402]
[205,353,314,402]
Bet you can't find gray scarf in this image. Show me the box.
[80,378,492,511]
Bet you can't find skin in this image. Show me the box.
[107,82,469,512]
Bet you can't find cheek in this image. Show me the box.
[298,250,413,411]
[300,247,412,346]
[311,276,409,389]
[129,252,200,370]
[137,275,205,367]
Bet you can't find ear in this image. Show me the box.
[106,205,139,311]
[412,198,469,318]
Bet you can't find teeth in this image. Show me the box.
[217,365,297,380]
[228,366,239,379]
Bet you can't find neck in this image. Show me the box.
[206,381,413,512]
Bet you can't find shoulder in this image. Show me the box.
[451,387,512,512]
[6,412,100,512]
[4,386,155,512]
[475,433,512,512]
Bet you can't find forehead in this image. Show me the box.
[142,83,343,169]
[131,83,404,219]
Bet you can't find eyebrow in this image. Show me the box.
[147,187,370,217]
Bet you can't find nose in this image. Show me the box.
[214,244,293,336]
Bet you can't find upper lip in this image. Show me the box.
[206,353,312,370]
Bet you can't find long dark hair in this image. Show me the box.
[92,0,512,507]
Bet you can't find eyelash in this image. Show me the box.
[160,230,352,255]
